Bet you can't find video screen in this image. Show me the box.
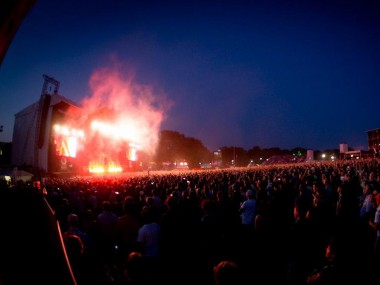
[53,124,84,158]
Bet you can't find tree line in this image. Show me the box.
[148,130,341,169]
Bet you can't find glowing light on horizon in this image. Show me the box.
[88,160,122,174]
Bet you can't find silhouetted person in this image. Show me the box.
[213,260,241,285]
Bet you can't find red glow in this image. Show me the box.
[88,160,122,174]
[80,67,169,154]
[59,65,171,173]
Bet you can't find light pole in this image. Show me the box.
[233,147,235,166]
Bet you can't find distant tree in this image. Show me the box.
[289,147,307,156]
[154,130,212,169]
[218,146,248,167]
[219,147,233,167]
[153,130,341,169]
[247,146,261,164]
[266,147,282,157]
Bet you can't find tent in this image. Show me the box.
[0,168,34,183]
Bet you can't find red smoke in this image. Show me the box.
[71,66,171,170]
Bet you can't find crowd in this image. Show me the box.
[35,158,380,285]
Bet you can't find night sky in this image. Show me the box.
[0,0,379,152]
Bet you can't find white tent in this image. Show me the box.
[13,169,34,182]
[0,169,34,183]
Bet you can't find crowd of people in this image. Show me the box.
[29,158,380,284]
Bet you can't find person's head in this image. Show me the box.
[246,189,254,199]
[124,251,146,284]
[213,260,240,285]
[201,198,215,213]
[102,200,112,211]
[67,213,79,228]
[61,198,69,207]
[145,196,154,206]
[141,207,154,224]
[165,195,178,210]
[123,196,136,213]
[364,183,373,195]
